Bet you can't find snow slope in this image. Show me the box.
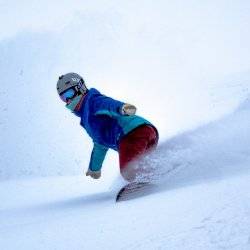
[1,98,250,250]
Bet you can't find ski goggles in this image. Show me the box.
[60,88,77,103]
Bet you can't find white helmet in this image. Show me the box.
[56,72,88,97]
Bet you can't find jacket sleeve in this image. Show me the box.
[88,143,109,171]
[93,94,125,115]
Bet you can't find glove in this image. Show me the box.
[86,169,101,179]
[121,103,137,116]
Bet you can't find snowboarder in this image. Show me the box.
[56,72,158,182]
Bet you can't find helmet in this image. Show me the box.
[56,72,88,96]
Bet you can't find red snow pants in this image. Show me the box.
[119,125,158,181]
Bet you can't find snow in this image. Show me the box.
[1,1,250,249]
[1,99,250,249]
[1,168,250,249]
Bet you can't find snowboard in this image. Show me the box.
[116,182,156,202]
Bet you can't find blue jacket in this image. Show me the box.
[74,88,156,171]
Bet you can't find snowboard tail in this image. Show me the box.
[116,182,156,202]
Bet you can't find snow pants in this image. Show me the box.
[119,125,158,182]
